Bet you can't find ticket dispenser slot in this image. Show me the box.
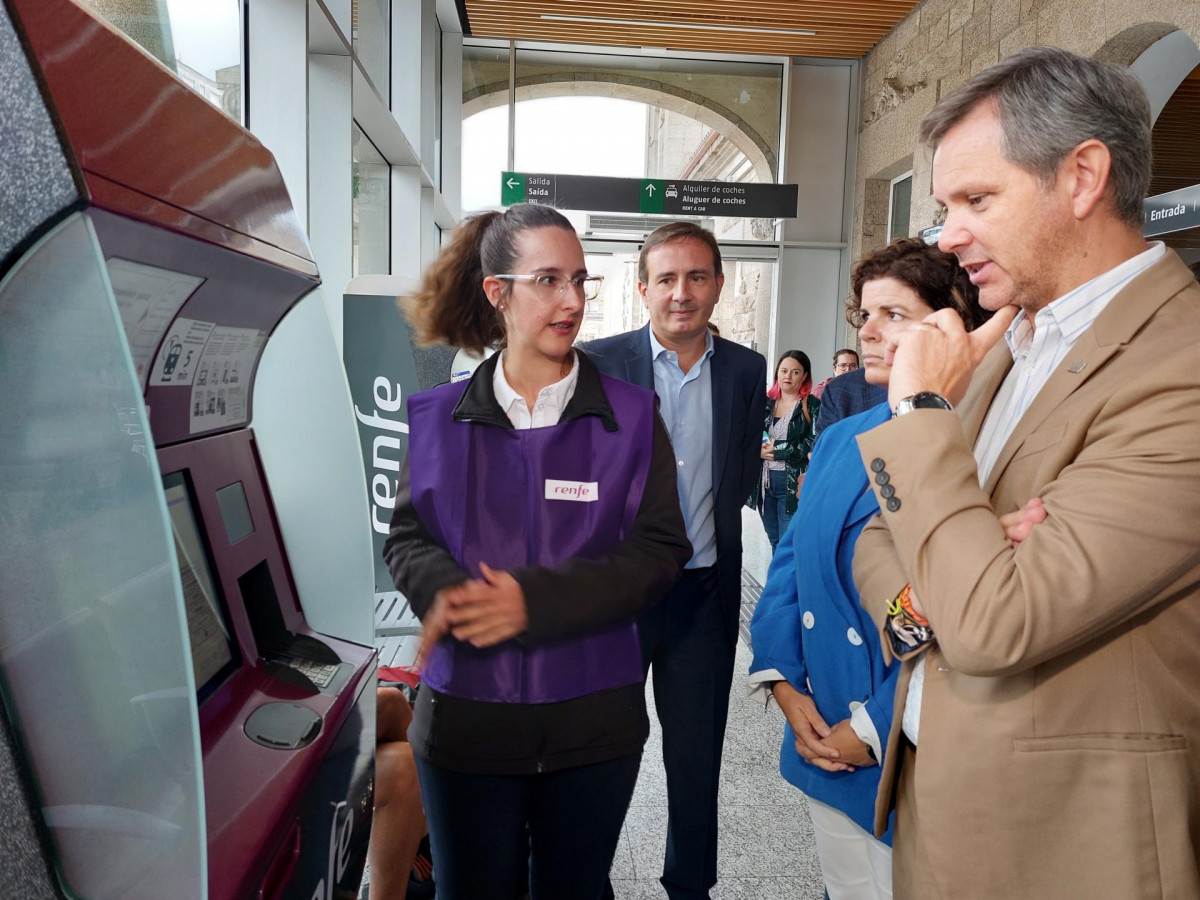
[238,561,348,695]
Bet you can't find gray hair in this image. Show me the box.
[918,47,1151,228]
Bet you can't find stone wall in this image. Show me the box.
[853,0,1200,263]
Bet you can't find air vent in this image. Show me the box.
[585,214,715,236]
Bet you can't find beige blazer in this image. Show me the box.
[852,250,1200,899]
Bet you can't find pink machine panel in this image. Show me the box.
[4,0,379,896]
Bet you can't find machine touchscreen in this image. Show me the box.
[162,471,239,700]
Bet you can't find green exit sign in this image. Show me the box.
[501,171,525,206]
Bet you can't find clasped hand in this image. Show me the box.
[417,562,529,665]
[772,681,875,772]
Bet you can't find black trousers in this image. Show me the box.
[640,565,736,900]
[414,751,641,900]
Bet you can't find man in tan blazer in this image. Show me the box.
[847,48,1200,898]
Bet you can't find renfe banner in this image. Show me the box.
[343,292,456,600]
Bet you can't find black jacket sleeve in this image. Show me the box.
[740,355,770,502]
[382,454,471,621]
[513,412,692,644]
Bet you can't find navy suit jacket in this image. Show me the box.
[583,325,767,639]
[812,366,887,439]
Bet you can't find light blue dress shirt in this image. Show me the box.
[649,328,716,568]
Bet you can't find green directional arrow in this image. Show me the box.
[501,171,526,206]
[640,179,665,214]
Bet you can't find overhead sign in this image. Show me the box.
[1143,185,1200,237]
[501,171,798,219]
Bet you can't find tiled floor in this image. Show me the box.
[611,509,825,899]
[613,641,826,899]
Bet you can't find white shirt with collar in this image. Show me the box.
[901,241,1167,746]
[491,349,580,430]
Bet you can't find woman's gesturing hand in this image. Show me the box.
[446,561,530,648]
[772,681,853,773]
[416,584,461,667]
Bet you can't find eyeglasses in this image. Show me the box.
[494,272,605,302]
[833,360,859,372]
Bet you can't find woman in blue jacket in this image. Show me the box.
[749,238,986,899]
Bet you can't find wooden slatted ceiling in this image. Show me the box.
[463,0,922,58]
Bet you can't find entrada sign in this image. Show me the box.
[501,171,798,219]
[1143,185,1200,237]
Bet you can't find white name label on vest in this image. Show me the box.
[545,479,599,502]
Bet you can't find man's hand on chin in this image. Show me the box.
[885,305,1019,407]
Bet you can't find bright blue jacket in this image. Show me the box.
[749,402,898,841]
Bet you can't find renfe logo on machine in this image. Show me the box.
[545,479,599,502]
[309,800,354,900]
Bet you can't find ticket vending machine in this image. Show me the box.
[0,2,375,898]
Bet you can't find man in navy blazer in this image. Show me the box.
[584,223,766,899]
[812,365,887,439]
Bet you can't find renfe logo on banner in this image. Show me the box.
[343,293,424,599]
[344,289,461,600]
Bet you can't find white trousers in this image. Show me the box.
[805,794,893,900]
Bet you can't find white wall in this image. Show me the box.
[773,60,857,381]
[243,0,463,644]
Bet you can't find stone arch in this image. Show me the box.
[1095,22,1189,68]
[1095,24,1200,125]
[464,74,776,183]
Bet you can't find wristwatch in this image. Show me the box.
[892,391,954,417]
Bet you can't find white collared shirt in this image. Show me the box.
[491,349,580,430]
[902,242,1167,746]
[649,328,717,568]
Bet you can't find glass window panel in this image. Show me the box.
[353,124,390,277]
[434,21,443,189]
[82,0,242,123]
[462,44,512,212]
[352,0,389,104]
[889,175,913,241]
[0,213,205,899]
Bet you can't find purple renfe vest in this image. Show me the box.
[407,374,656,704]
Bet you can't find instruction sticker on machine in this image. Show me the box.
[108,259,205,389]
[153,317,215,387]
[188,325,265,434]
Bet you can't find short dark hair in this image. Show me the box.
[405,203,574,351]
[638,222,722,284]
[917,47,1151,228]
[847,237,988,331]
[833,348,858,364]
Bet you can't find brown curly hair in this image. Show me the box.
[847,237,988,332]
[404,204,575,352]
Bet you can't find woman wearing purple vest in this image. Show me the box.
[383,204,691,900]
